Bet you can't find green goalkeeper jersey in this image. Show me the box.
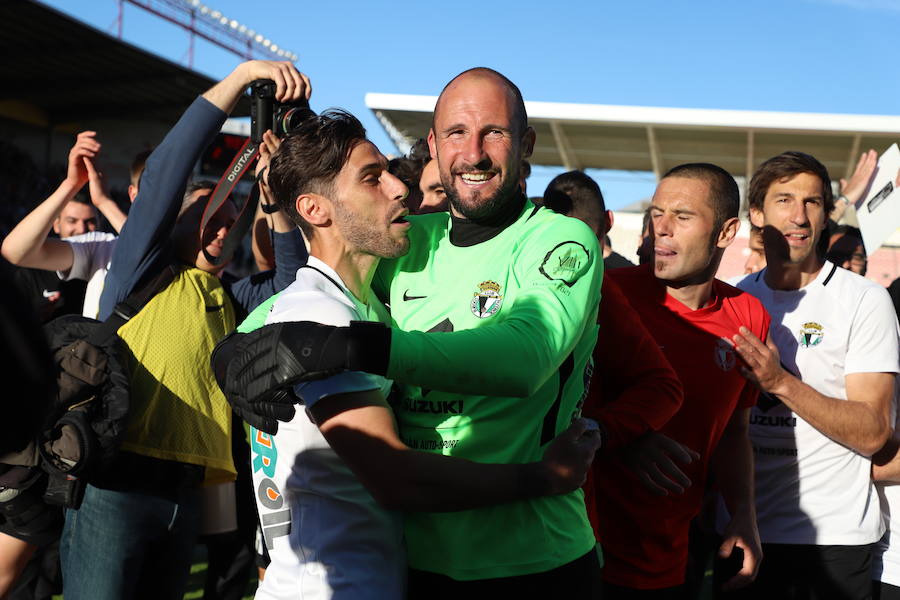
[373,199,603,580]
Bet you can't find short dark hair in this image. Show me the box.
[178,180,216,219]
[434,67,528,135]
[68,194,93,207]
[268,110,367,237]
[641,206,652,236]
[542,170,605,216]
[408,137,431,163]
[661,163,739,231]
[130,149,153,188]
[832,224,862,239]
[388,138,431,192]
[748,151,834,216]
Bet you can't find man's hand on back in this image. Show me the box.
[620,431,700,496]
[538,418,602,495]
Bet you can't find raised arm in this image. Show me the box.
[0,132,98,271]
[82,156,127,233]
[100,60,309,317]
[832,149,877,222]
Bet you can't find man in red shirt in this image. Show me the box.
[554,164,769,598]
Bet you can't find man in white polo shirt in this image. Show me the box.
[728,151,899,598]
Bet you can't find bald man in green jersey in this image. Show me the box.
[217,68,604,596]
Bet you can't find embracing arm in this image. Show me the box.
[217,219,602,427]
[385,221,603,397]
[310,389,600,512]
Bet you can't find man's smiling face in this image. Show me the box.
[751,171,826,270]
[429,72,534,220]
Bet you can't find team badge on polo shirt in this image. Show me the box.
[713,338,736,371]
[471,280,503,319]
[798,322,824,348]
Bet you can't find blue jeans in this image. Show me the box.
[59,483,201,600]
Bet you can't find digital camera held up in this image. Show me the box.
[249,79,314,143]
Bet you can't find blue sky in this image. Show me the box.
[43,0,900,209]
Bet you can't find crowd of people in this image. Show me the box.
[2,58,900,600]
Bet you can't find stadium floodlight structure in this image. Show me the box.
[116,0,298,67]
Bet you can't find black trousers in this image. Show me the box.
[874,581,900,600]
[717,543,874,600]
[407,548,602,599]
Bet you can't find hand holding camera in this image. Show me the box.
[239,60,314,143]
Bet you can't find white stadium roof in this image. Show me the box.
[365,93,900,182]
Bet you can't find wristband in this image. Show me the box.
[261,202,280,214]
[837,194,850,207]
[346,321,392,375]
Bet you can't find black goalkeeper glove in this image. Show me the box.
[211,321,391,434]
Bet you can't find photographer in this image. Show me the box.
[58,61,308,600]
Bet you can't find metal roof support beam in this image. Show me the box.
[646,126,662,180]
[845,134,862,180]
[549,121,579,171]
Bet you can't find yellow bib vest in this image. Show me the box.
[116,266,236,484]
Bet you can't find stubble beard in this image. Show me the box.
[443,166,521,222]
[334,202,409,259]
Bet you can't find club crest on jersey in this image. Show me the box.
[713,338,736,371]
[798,322,824,348]
[471,280,503,319]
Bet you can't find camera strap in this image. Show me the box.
[200,137,261,266]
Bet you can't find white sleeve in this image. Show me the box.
[266,289,385,409]
[58,233,117,282]
[845,284,900,375]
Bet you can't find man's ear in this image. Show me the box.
[128,184,138,203]
[520,126,536,159]
[749,207,764,229]
[52,217,62,235]
[427,129,437,160]
[605,210,615,234]
[717,217,740,249]
[296,193,331,228]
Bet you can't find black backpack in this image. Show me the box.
[37,266,177,507]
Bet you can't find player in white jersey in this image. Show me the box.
[223,107,601,600]
[251,257,405,599]
[728,151,899,599]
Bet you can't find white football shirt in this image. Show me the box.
[737,262,900,545]
[58,231,117,319]
[251,257,404,600]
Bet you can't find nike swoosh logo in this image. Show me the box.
[403,291,427,301]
